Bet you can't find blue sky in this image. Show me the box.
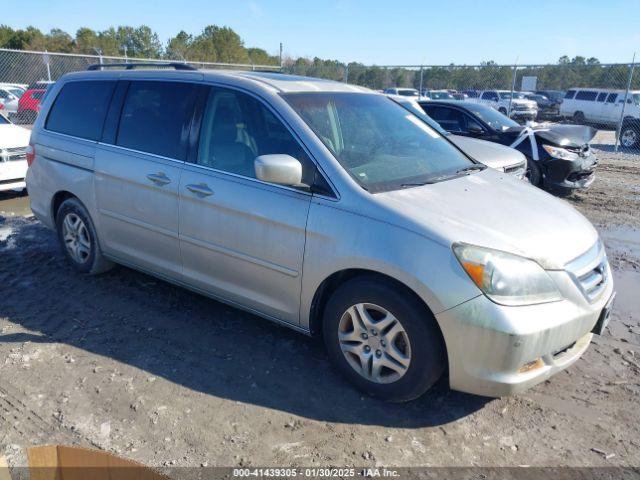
[4,0,640,65]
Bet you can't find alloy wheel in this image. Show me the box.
[621,128,638,148]
[62,213,91,264]
[337,303,411,384]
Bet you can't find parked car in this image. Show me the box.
[419,100,598,195]
[0,114,31,192]
[452,92,469,100]
[422,90,455,100]
[471,90,538,122]
[17,88,46,123]
[389,95,527,180]
[535,90,565,104]
[523,93,560,119]
[382,87,420,97]
[0,82,28,91]
[0,86,23,114]
[560,88,640,126]
[461,89,479,98]
[27,66,614,401]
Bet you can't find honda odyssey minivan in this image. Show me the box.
[26,65,615,401]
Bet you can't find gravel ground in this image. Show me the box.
[0,139,639,473]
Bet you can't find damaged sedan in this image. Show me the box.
[419,100,597,195]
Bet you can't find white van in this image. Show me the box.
[560,88,640,126]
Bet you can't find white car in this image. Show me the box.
[0,87,24,114]
[560,88,640,126]
[383,87,421,98]
[471,90,538,121]
[0,114,31,192]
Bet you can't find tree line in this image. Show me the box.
[1,24,636,91]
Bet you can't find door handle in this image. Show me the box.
[186,183,214,197]
[146,172,171,186]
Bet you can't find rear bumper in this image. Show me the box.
[436,268,614,397]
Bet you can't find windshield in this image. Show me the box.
[283,93,474,193]
[633,93,640,105]
[465,103,519,131]
[430,92,454,100]
[397,89,419,97]
[498,92,511,99]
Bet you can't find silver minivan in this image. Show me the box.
[26,66,615,401]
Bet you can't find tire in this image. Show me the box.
[526,159,542,187]
[620,124,640,149]
[56,198,113,275]
[573,111,585,124]
[498,107,508,115]
[322,276,445,402]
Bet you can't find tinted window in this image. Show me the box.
[565,90,576,99]
[423,106,466,132]
[575,91,597,101]
[198,88,314,185]
[596,92,607,102]
[606,93,618,103]
[46,81,115,141]
[117,81,198,160]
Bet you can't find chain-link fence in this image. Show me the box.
[0,47,280,122]
[1,48,638,158]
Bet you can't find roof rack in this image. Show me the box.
[87,62,197,71]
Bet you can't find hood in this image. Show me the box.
[533,124,597,147]
[0,123,31,149]
[449,135,526,170]
[511,98,537,108]
[374,168,598,269]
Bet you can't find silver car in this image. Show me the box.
[26,66,615,401]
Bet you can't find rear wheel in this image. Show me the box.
[573,111,585,124]
[620,124,640,149]
[498,107,508,115]
[322,276,445,402]
[56,198,113,275]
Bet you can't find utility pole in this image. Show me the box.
[279,42,283,70]
[615,52,636,152]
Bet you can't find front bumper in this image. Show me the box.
[542,150,597,191]
[436,265,614,397]
[510,109,537,119]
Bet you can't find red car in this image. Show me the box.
[17,88,46,123]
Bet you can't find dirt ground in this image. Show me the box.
[0,139,639,473]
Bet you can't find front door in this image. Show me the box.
[179,87,314,324]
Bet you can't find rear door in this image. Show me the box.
[94,80,199,279]
[179,86,314,324]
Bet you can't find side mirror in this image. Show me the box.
[254,154,302,186]
[467,124,484,135]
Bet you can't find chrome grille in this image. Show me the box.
[1,146,27,162]
[566,241,609,302]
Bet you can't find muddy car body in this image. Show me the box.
[26,66,614,401]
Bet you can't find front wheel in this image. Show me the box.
[322,277,445,402]
[56,198,113,274]
[527,159,542,186]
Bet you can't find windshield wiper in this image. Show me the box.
[456,164,487,174]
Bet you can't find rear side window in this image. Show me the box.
[116,81,198,160]
[46,81,115,141]
[565,90,576,99]
[606,93,618,103]
[597,92,607,102]
[575,91,597,101]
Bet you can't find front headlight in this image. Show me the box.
[542,144,578,160]
[452,243,562,306]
